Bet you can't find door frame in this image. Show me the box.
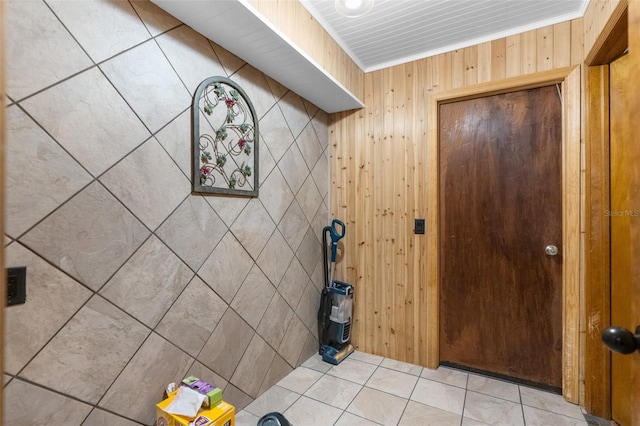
[584,0,628,418]
[425,65,582,403]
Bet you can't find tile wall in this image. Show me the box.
[3,1,329,424]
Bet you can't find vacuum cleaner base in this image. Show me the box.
[321,343,354,365]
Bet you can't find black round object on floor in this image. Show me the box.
[257,411,292,426]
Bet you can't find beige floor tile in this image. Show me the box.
[520,386,585,420]
[366,367,419,399]
[305,374,363,409]
[420,365,469,388]
[350,350,385,366]
[347,387,408,426]
[328,358,378,385]
[244,385,300,418]
[523,405,589,426]
[284,396,343,426]
[235,410,261,426]
[399,401,461,426]
[410,378,466,415]
[467,373,521,403]
[463,391,525,425]
[301,353,334,373]
[277,366,324,394]
[380,358,423,376]
[334,412,382,426]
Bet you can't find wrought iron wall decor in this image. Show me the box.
[192,76,258,196]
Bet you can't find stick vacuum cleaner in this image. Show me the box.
[317,219,354,365]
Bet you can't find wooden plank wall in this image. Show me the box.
[246,0,364,100]
[584,0,624,57]
[248,0,624,408]
[331,18,585,366]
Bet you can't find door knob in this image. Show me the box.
[602,326,640,354]
[545,245,559,256]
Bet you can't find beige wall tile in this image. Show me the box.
[99,333,193,424]
[21,296,150,404]
[100,139,190,230]
[21,67,150,176]
[100,236,193,327]
[20,182,150,291]
[156,25,227,94]
[156,276,227,357]
[4,379,92,426]
[47,0,150,63]
[5,106,92,237]
[4,243,92,374]
[156,196,226,271]
[5,0,92,100]
[100,41,190,133]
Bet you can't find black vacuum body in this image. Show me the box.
[317,220,354,365]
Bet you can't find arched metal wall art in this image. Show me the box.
[192,76,259,196]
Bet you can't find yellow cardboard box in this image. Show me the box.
[155,391,234,426]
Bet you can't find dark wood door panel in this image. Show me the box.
[439,85,563,388]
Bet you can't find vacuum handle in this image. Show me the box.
[330,219,345,262]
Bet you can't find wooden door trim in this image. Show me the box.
[426,66,582,403]
[1,0,6,422]
[584,0,628,418]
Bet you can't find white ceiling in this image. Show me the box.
[152,0,590,113]
[301,0,590,72]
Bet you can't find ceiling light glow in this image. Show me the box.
[335,0,374,17]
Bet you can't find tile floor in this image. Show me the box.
[235,351,604,426]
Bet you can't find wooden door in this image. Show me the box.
[439,86,563,389]
[609,48,640,426]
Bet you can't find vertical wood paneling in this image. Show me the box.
[477,41,492,83]
[491,38,507,81]
[554,21,572,67]
[522,30,538,74]
[463,45,479,86]
[247,0,364,100]
[537,26,554,71]
[327,2,628,409]
[505,34,522,77]
[584,0,624,57]
[330,17,591,398]
[451,49,464,89]
[627,4,640,424]
[563,65,582,404]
